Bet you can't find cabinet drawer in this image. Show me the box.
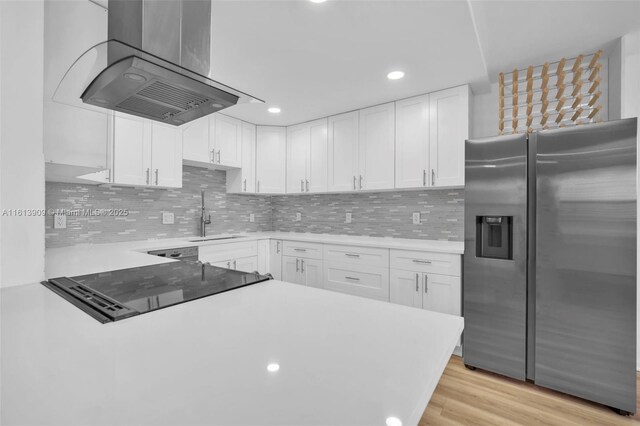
[324,262,389,301]
[323,244,389,267]
[390,249,460,276]
[199,241,258,264]
[282,241,323,260]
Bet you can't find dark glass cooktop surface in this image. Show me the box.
[43,261,270,322]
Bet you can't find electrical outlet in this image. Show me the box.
[412,212,421,225]
[296,212,302,222]
[53,214,66,229]
[162,212,175,224]
[249,213,255,223]
[345,212,352,223]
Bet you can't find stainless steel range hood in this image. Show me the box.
[80,0,261,126]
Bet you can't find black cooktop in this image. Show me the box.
[42,261,270,323]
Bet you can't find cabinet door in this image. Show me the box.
[256,126,286,193]
[422,273,461,316]
[269,239,283,280]
[112,114,151,186]
[235,256,258,273]
[390,269,423,308]
[358,103,395,190]
[429,85,469,187]
[182,115,211,164]
[214,114,242,168]
[327,111,359,192]
[282,256,303,285]
[308,118,328,193]
[301,258,324,289]
[241,122,256,192]
[286,123,309,193]
[211,260,233,269]
[395,95,430,188]
[151,122,182,188]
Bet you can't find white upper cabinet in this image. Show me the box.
[429,85,470,187]
[221,121,258,194]
[286,118,328,193]
[358,102,395,190]
[213,114,242,168]
[256,126,286,194]
[182,113,242,169]
[308,119,328,193]
[328,111,359,192]
[150,122,183,188]
[105,114,182,188]
[395,95,430,188]
[286,124,309,193]
[182,116,211,164]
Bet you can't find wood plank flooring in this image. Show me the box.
[420,356,640,425]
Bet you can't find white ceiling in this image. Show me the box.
[209,0,640,126]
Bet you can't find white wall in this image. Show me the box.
[0,1,46,287]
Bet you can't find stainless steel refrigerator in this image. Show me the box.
[463,118,637,414]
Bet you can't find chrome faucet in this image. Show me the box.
[200,190,211,237]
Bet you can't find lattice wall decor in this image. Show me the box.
[498,50,603,134]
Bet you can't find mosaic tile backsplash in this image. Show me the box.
[45,166,272,248]
[45,166,464,247]
[271,190,464,240]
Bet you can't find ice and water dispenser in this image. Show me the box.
[476,216,513,260]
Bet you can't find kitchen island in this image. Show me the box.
[1,277,462,425]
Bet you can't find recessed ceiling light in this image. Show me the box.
[310,0,326,3]
[123,72,146,82]
[268,107,281,114]
[267,363,280,372]
[386,417,402,426]
[387,71,405,80]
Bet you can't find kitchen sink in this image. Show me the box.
[188,236,245,243]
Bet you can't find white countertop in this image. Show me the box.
[1,279,463,425]
[45,232,463,278]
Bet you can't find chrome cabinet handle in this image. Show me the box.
[106,169,111,183]
[423,170,426,186]
[301,179,304,192]
[243,179,247,192]
[416,273,419,292]
[345,276,360,281]
[294,248,306,252]
[277,241,280,254]
[345,253,360,258]
[424,274,428,293]
[296,258,299,272]
[301,259,305,273]
[227,261,231,269]
[156,295,160,307]
[210,149,215,163]
[432,169,435,186]
[412,259,432,264]
[155,169,159,185]
[359,175,363,190]
[233,260,237,270]
[305,179,309,192]
[146,168,150,185]
[217,150,221,163]
[353,176,356,190]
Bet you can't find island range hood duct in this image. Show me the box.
[81,0,260,126]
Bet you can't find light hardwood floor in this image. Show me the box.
[420,356,640,425]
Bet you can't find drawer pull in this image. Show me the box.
[412,259,432,264]
[294,248,307,252]
[345,253,360,258]
[345,276,360,281]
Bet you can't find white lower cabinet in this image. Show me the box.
[389,269,460,316]
[324,263,389,301]
[282,256,324,288]
[269,240,283,280]
[211,256,258,273]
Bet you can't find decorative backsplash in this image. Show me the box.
[45,166,272,248]
[46,167,464,248]
[271,190,464,241]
